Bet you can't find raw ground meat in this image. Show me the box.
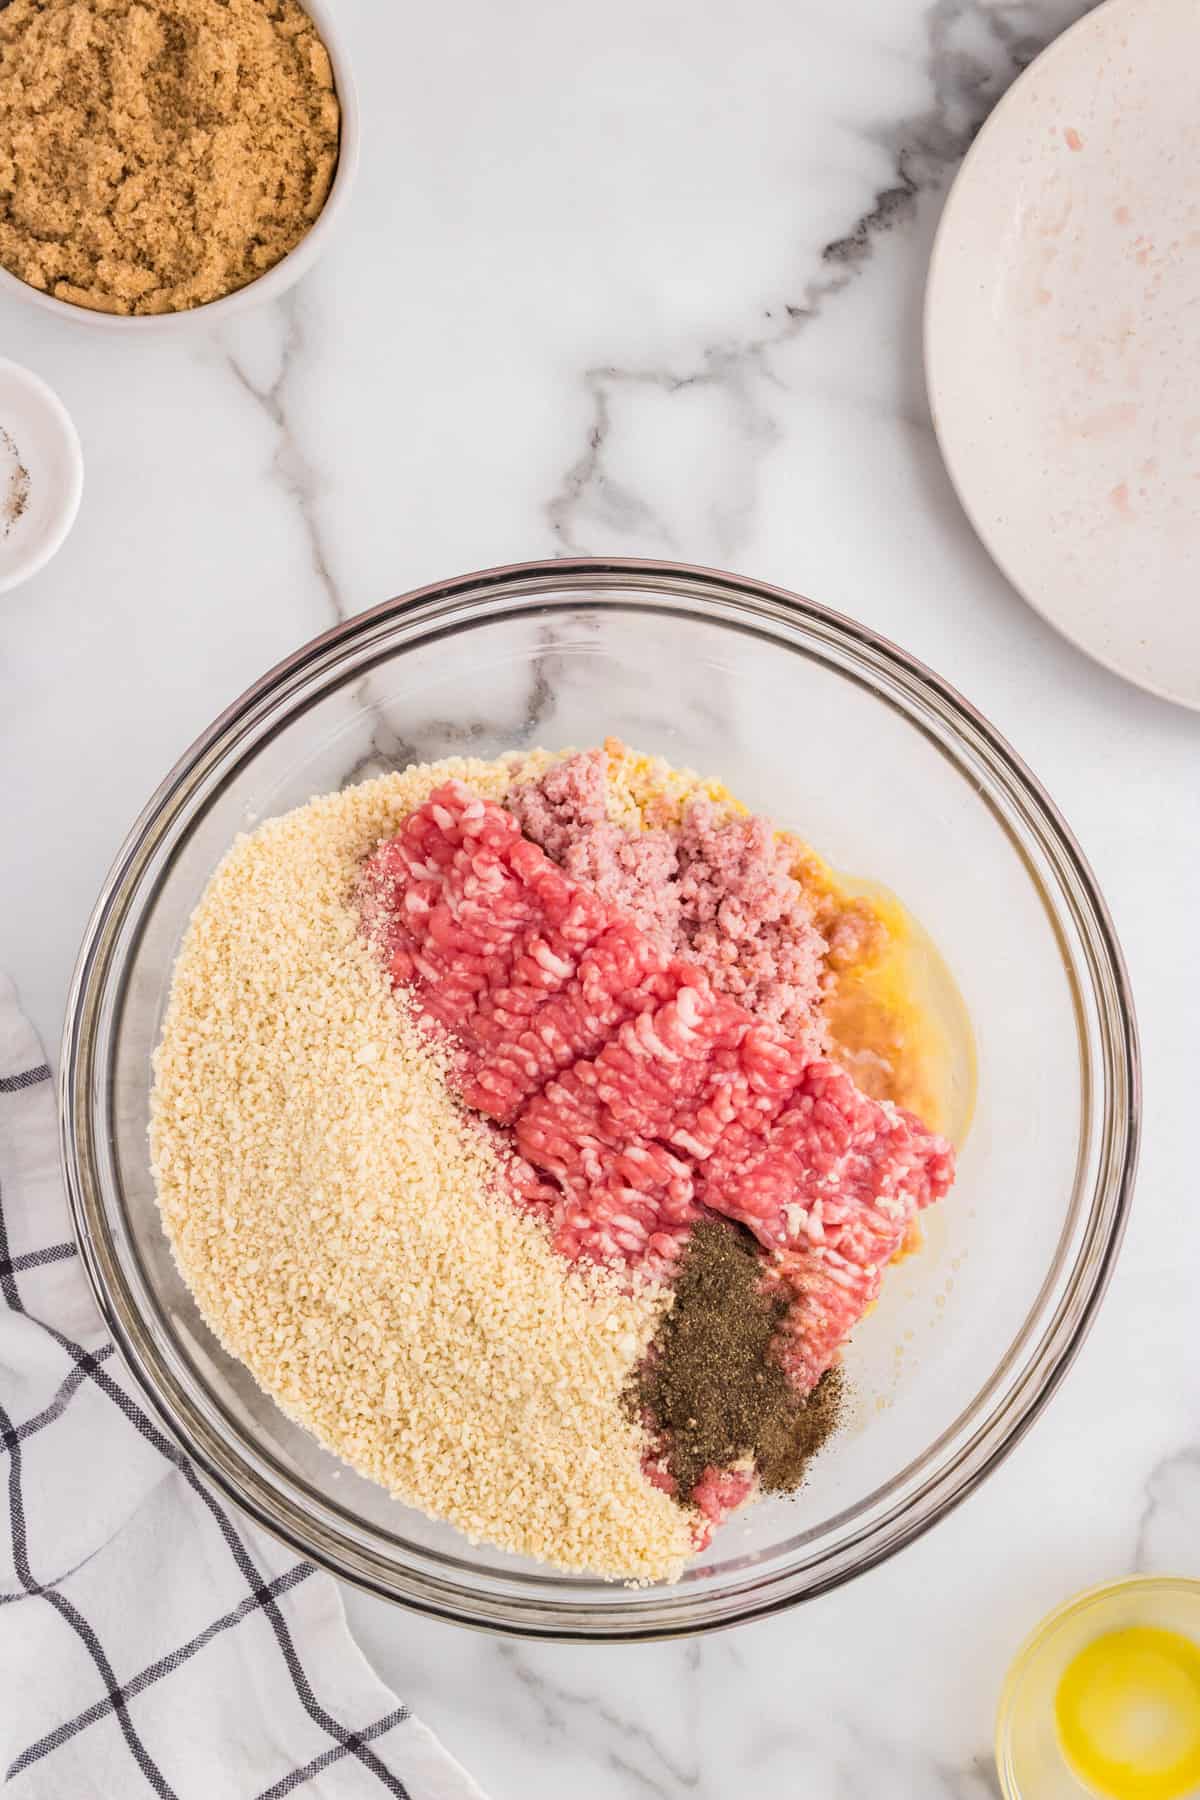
[464,922,676,1125]
[702,1058,956,1391]
[358,786,610,1039]
[509,749,829,1046]
[360,780,955,1399]
[358,792,680,1125]
[515,976,816,1273]
[642,1451,759,1551]
[689,1465,759,1548]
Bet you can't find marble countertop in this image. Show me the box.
[3,0,1199,1792]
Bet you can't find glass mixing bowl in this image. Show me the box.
[60,558,1138,1639]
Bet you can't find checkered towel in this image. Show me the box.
[0,974,487,1800]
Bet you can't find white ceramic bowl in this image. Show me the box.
[0,0,359,333]
[0,358,83,595]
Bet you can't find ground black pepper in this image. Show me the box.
[633,1218,842,1501]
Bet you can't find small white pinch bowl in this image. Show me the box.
[0,358,84,596]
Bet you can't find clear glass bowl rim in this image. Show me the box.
[994,1575,1200,1798]
[59,556,1140,1640]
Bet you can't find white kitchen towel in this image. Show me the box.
[0,974,486,1800]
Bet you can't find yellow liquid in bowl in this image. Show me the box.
[1055,1627,1200,1800]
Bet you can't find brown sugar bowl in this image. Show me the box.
[0,0,359,332]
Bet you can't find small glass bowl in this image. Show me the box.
[60,558,1139,1638]
[996,1577,1200,1797]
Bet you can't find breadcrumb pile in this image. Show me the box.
[150,756,695,1582]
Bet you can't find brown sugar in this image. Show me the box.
[0,0,340,316]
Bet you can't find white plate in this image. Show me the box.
[925,0,1200,710]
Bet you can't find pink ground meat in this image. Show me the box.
[360,780,955,1397]
[509,750,829,1048]
[463,922,677,1124]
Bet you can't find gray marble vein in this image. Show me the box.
[221,291,573,788]
[547,0,1101,559]
[741,1711,1004,1799]
[547,357,780,558]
